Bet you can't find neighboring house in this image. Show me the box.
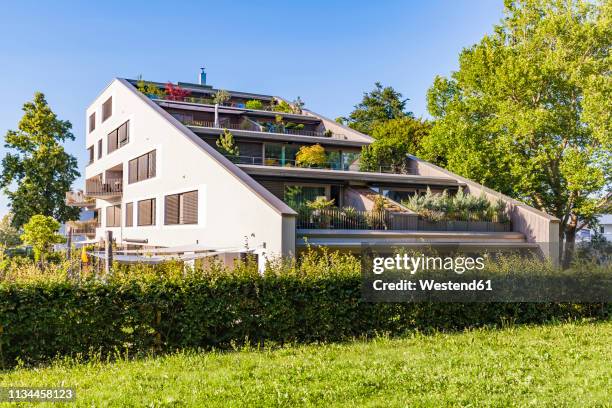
[577,214,612,242]
[66,72,561,263]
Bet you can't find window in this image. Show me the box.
[165,190,198,225]
[128,150,156,183]
[97,139,102,159]
[105,205,121,227]
[107,121,129,154]
[125,202,133,227]
[102,97,112,122]
[89,112,96,132]
[87,146,94,164]
[138,198,156,226]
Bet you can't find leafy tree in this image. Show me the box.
[421,0,611,264]
[245,99,264,110]
[296,144,327,168]
[359,117,431,173]
[292,96,305,114]
[213,90,230,105]
[20,214,64,263]
[216,129,239,157]
[0,213,21,247]
[1,92,80,228]
[342,82,413,134]
[272,100,294,113]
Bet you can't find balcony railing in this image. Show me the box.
[223,154,413,174]
[66,220,98,236]
[297,207,511,232]
[181,119,348,140]
[85,178,123,198]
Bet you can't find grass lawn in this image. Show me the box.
[1,321,610,407]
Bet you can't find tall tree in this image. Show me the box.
[421,0,611,263]
[1,92,80,228]
[342,82,413,134]
[360,117,431,173]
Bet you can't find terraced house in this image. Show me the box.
[66,70,560,263]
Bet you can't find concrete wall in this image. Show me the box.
[85,79,296,258]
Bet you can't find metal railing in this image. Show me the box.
[297,207,511,232]
[85,178,123,197]
[181,119,348,139]
[223,154,412,174]
[66,220,98,236]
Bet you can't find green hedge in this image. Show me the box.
[0,272,608,367]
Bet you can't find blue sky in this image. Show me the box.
[0,0,504,217]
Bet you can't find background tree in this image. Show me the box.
[20,214,64,263]
[0,213,22,247]
[360,117,431,173]
[0,92,80,228]
[341,82,413,134]
[421,0,611,264]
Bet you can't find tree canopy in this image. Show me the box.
[342,82,413,134]
[420,0,611,252]
[1,92,80,228]
[360,117,431,173]
[20,214,64,263]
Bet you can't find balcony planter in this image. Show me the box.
[469,221,489,232]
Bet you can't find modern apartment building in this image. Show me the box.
[66,72,560,262]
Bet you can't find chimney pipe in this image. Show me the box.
[199,67,206,85]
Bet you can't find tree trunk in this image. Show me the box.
[562,214,578,269]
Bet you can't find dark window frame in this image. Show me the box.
[125,202,133,227]
[102,97,112,122]
[164,190,198,225]
[87,146,94,164]
[89,112,96,133]
[128,150,156,184]
[105,204,121,227]
[97,139,103,159]
[137,198,156,226]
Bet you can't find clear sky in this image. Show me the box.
[0,0,504,217]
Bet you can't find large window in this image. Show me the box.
[125,202,133,227]
[105,205,121,227]
[165,191,198,225]
[107,121,129,154]
[89,112,96,132]
[102,97,112,122]
[87,146,94,164]
[128,150,156,183]
[284,184,328,210]
[138,198,156,226]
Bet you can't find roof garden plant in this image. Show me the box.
[164,82,190,101]
[216,129,239,157]
[136,79,166,98]
[245,99,264,110]
[213,90,230,105]
[295,144,327,168]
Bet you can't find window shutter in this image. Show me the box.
[150,199,156,225]
[148,150,156,178]
[89,113,96,132]
[106,206,113,227]
[107,130,118,153]
[118,121,129,146]
[125,202,133,227]
[138,199,155,226]
[165,194,179,225]
[102,97,112,122]
[97,139,102,159]
[114,205,122,227]
[138,155,148,181]
[128,158,137,184]
[182,191,198,224]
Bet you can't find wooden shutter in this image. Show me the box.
[102,97,112,121]
[181,191,198,224]
[107,129,118,153]
[148,150,156,178]
[125,202,133,227]
[137,154,148,181]
[138,199,155,226]
[128,158,137,184]
[106,206,113,227]
[165,194,179,225]
[118,121,129,146]
[114,205,122,227]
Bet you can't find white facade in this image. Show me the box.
[85,79,296,259]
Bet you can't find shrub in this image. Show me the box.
[216,129,239,156]
[213,90,230,105]
[20,215,64,263]
[0,250,607,367]
[245,100,264,110]
[296,144,327,168]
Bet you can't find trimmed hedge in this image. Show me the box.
[0,272,608,367]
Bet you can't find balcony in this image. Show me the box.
[65,190,95,207]
[85,178,123,199]
[66,219,98,236]
[297,207,511,232]
[181,119,349,140]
